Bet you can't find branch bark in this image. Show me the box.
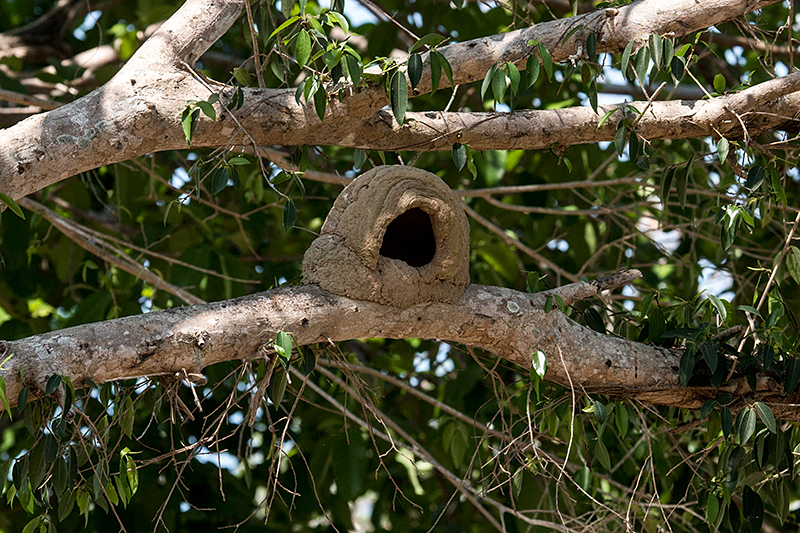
[1,277,795,419]
[0,0,787,202]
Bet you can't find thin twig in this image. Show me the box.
[18,197,204,305]
[461,201,578,283]
[243,0,265,88]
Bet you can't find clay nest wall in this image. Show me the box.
[302,166,470,308]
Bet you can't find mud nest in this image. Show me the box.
[302,166,470,308]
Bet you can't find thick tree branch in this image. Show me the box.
[0,0,782,202]
[1,278,794,418]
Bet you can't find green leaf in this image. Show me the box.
[628,131,640,158]
[615,404,628,437]
[649,34,662,68]
[269,15,300,40]
[713,73,725,94]
[737,407,756,444]
[21,517,43,533]
[614,125,627,156]
[505,62,520,95]
[586,32,596,63]
[679,349,695,387]
[717,137,729,163]
[452,143,466,170]
[706,492,720,525]
[58,488,77,521]
[313,86,327,121]
[389,70,408,124]
[721,224,734,251]
[345,54,361,87]
[594,440,611,470]
[0,192,24,220]
[269,366,288,406]
[620,40,635,79]
[525,271,540,293]
[274,331,293,363]
[271,171,293,185]
[196,100,216,121]
[301,346,317,374]
[701,342,718,373]
[430,50,442,94]
[581,62,592,87]
[588,81,598,113]
[0,377,10,418]
[283,199,296,232]
[707,293,727,322]
[783,357,800,394]
[785,246,800,284]
[525,54,540,87]
[670,55,685,82]
[45,374,62,395]
[211,167,229,196]
[16,386,28,413]
[409,33,444,53]
[538,44,553,80]
[408,53,422,89]
[123,453,138,494]
[634,46,649,83]
[753,402,776,433]
[676,158,691,208]
[480,63,497,101]
[328,10,349,34]
[593,400,607,424]
[736,305,760,317]
[769,166,787,204]
[596,108,617,129]
[531,349,547,378]
[746,165,765,190]
[296,29,311,68]
[584,308,605,334]
[181,107,200,148]
[435,51,453,88]
[490,67,506,103]
[354,149,367,168]
[648,306,666,343]
[662,38,674,69]
[232,67,249,87]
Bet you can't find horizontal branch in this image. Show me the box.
[0,0,782,202]
[1,279,794,417]
[324,73,800,152]
[408,0,781,95]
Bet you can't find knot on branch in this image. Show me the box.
[302,165,470,307]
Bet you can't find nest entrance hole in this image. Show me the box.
[379,208,436,267]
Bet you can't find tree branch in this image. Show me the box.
[2,278,795,418]
[0,0,783,202]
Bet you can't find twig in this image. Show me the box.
[461,201,578,283]
[0,87,62,110]
[734,208,800,362]
[243,0,265,89]
[631,81,667,130]
[317,358,507,440]
[18,197,203,305]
